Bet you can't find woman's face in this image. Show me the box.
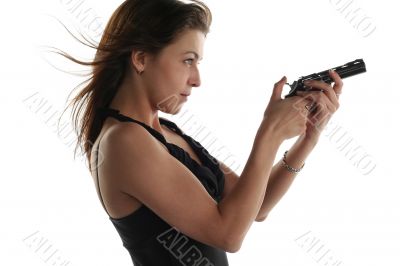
[143,29,205,114]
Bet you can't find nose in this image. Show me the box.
[189,67,201,87]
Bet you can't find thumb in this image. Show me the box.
[271,76,287,101]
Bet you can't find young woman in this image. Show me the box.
[62,0,343,265]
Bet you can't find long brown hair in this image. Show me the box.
[53,0,212,170]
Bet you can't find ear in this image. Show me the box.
[130,49,146,74]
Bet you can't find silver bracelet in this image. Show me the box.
[281,150,305,173]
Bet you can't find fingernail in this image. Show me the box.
[304,80,312,85]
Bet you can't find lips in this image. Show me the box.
[180,92,191,96]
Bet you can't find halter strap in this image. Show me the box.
[96,106,179,145]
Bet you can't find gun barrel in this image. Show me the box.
[331,58,366,80]
[284,59,366,98]
[307,59,367,83]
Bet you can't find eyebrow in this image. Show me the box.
[183,51,203,60]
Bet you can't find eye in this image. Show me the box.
[184,58,194,65]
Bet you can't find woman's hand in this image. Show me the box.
[261,76,310,142]
[296,70,343,143]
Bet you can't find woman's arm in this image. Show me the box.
[108,120,283,253]
[218,134,317,222]
[257,70,343,220]
[222,70,343,222]
[256,134,317,221]
[217,124,283,251]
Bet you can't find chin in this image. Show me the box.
[167,104,184,115]
[156,94,185,114]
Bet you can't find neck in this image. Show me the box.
[108,70,163,134]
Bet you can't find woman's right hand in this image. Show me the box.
[261,76,310,142]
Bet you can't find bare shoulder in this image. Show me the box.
[99,121,168,175]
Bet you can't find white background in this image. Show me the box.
[1,0,399,265]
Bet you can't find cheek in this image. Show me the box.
[159,62,187,89]
[147,64,185,108]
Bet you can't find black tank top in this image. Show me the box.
[93,107,229,266]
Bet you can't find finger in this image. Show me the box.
[271,76,287,101]
[297,91,337,113]
[306,96,337,123]
[299,81,339,108]
[290,95,313,112]
[303,79,334,96]
[329,69,343,96]
[297,90,327,104]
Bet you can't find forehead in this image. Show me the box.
[161,29,205,59]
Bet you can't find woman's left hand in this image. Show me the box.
[296,69,343,143]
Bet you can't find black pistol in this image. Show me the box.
[284,59,367,98]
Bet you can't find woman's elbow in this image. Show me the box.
[255,215,268,222]
[222,240,241,253]
[222,233,244,253]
